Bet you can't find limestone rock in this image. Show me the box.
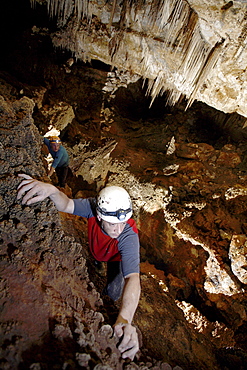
[35,0,247,117]
[229,234,247,284]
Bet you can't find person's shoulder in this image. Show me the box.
[119,219,139,241]
[88,197,96,205]
[60,145,68,153]
[73,197,97,217]
[81,197,96,209]
[127,218,138,234]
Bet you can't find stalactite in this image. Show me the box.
[186,40,225,109]
[31,0,223,108]
[31,0,92,25]
[108,0,118,29]
[116,0,223,107]
[234,10,247,59]
[143,0,223,107]
[109,0,147,58]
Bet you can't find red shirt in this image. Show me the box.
[88,217,138,262]
[73,198,140,276]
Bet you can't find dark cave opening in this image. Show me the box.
[1,0,58,42]
[190,114,225,146]
[113,81,173,121]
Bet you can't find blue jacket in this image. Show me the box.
[43,137,69,168]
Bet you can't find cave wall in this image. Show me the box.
[0,75,225,370]
[1,64,247,370]
[1,1,247,369]
[2,67,245,370]
[0,92,119,369]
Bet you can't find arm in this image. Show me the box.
[43,137,56,177]
[43,136,50,147]
[114,272,141,360]
[51,149,63,169]
[17,174,74,213]
[48,166,55,177]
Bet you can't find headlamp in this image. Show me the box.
[97,207,132,221]
[50,139,61,143]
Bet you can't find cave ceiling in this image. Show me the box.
[31,0,247,118]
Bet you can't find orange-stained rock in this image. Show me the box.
[1,57,247,370]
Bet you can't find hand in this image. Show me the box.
[48,167,55,177]
[17,174,55,205]
[114,323,139,360]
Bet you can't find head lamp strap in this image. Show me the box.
[97,206,132,220]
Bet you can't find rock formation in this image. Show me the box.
[33,0,247,117]
[1,0,247,369]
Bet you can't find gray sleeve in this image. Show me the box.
[118,231,140,277]
[73,198,96,218]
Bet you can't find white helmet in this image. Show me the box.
[97,185,132,223]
